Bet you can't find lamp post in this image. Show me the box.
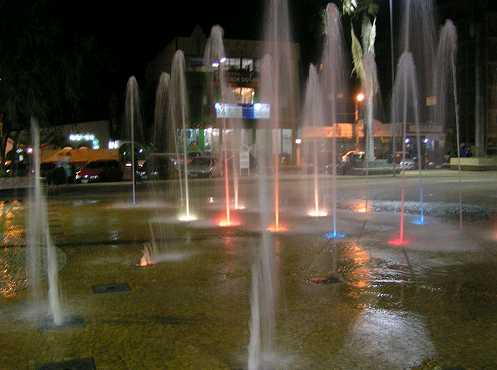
[354,92,365,150]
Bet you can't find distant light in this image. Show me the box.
[70,133,95,142]
[139,148,144,154]
[356,92,365,103]
[220,57,226,63]
[108,140,121,150]
[423,138,429,144]
[26,147,33,154]
[295,139,302,145]
[212,62,220,68]
[125,163,132,167]
[19,155,24,161]
[405,138,410,144]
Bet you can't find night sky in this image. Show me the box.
[0,0,395,127]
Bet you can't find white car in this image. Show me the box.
[399,160,415,170]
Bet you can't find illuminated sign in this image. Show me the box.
[215,103,270,120]
[69,133,100,149]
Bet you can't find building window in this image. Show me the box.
[233,87,255,104]
[242,58,254,72]
[225,58,241,71]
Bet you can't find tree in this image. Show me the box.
[341,0,379,160]
[0,0,117,131]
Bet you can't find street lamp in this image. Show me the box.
[356,92,365,103]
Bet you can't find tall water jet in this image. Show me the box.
[390,52,421,245]
[124,77,143,205]
[436,20,462,228]
[260,0,297,232]
[249,58,278,368]
[248,1,296,365]
[153,73,171,155]
[394,0,432,225]
[302,65,326,218]
[145,73,171,253]
[26,117,64,325]
[321,3,348,237]
[170,51,196,222]
[204,25,238,226]
[399,0,437,122]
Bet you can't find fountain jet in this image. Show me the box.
[26,118,64,326]
[436,20,461,228]
[302,65,327,218]
[321,4,349,237]
[124,77,143,205]
[391,52,421,246]
[170,51,197,222]
[204,25,239,227]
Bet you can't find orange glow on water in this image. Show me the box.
[273,154,280,230]
[352,201,372,214]
[137,243,155,267]
[216,213,240,227]
[267,224,288,233]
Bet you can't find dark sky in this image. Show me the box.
[0,0,397,125]
[61,0,331,80]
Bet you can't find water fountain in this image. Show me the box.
[389,0,440,234]
[321,3,348,239]
[400,0,437,120]
[248,54,278,369]
[124,77,143,205]
[248,0,297,365]
[259,0,297,233]
[26,118,64,326]
[436,20,461,228]
[204,25,239,227]
[153,72,171,155]
[302,65,327,218]
[169,51,197,222]
[390,52,421,246]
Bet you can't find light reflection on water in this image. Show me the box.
[341,241,371,290]
[0,248,27,298]
[1,201,25,246]
[340,308,435,368]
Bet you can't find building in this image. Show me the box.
[146,26,301,159]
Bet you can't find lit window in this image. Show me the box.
[226,58,241,70]
[242,58,254,72]
[233,87,255,104]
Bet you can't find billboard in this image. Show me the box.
[215,103,270,120]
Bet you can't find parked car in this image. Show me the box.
[338,150,366,175]
[341,150,366,164]
[399,159,416,170]
[75,160,123,183]
[187,157,218,178]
